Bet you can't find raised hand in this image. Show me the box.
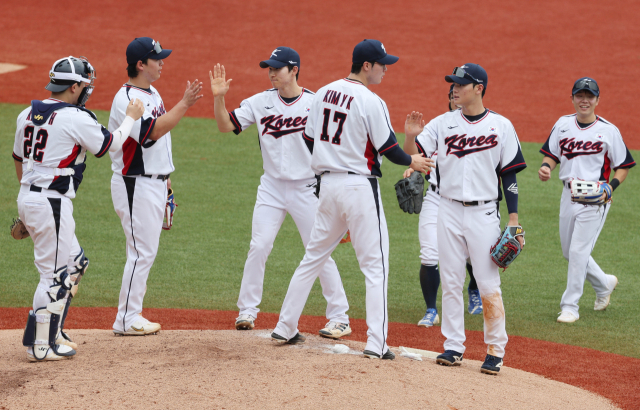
[405,111,425,139]
[125,98,145,120]
[183,79,204,107]
[209,64,232,97]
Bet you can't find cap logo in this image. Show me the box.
[288,60,297,64]
[271,48,281,57]
[49,72,55,78]
[380,43,386,53]
[461,65,467,69]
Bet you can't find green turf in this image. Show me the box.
[1,102,638,358]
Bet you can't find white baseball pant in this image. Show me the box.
[558,186,615,317]
[17,185,82,310]
[419,187,440,266]
[274,173,389,356]
[111,174,166,332]
[437,197,507,358]
[238,174,349,322]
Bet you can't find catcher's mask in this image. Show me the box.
[45,56,96,107]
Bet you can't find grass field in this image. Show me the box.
[1,102,638,358]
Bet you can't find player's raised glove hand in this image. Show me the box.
[405,111,425,139]
[183,79,204,107]
[209,64,232,98]
[409,154,433,173]
[394,171,425,214]
[490,225,525,271]
[570,180,611,206]
[125,98,145,121]
[10,217,29,240]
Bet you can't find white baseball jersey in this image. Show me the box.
[13,99,113,199]
[229,88,315,180]
[540,114,636,182]
[425,152,438,187]
[305,78,398,177]
[108,84,174,175]
[416,109,526,202]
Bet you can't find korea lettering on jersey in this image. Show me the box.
[228,89,315,180]
[305,78,400,177]
[415,110,526,201]
[108,84,174,176]
[540,114,636,181]
[13,99,113,198]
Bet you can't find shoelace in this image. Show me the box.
[470,292,481,305]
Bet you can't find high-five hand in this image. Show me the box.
[209,64,233,98]
[183,79,204,107]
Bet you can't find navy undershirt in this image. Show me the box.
[576,120,596,129]
[462,109,488,122]
[280,95,299,104]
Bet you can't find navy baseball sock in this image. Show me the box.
[419,264,440,310]
[467,263,478,291]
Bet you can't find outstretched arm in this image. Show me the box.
[403,111,424,155]
[210,64,236,133]
[149,79,204,141]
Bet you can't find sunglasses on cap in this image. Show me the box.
[451,66,482,84]
[573,79,599,94]
[143,41,164,60]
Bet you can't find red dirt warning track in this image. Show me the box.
[1,307,638,410]
[1,0,639,149]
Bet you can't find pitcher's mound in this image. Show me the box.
[0,63,27,75]
[0,329,617,409]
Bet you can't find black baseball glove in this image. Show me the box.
[394,171,425,214]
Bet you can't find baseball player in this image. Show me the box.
[404,63,526,374]
[271,39,432,359]
[404,85,482,329]
[539,77,635,323]
[209,47,351,339]
[14,56,144,361]
[109,37,203,336]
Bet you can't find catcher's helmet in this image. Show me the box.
[46,56,96,107]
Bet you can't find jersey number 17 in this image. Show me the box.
[320,108,347,145]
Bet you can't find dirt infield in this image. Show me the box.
[1,0,639,148]
[2,307,639,409]
[0,329,619,410]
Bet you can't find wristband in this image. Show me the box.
[540,163,551,169]
[610,178,620,191]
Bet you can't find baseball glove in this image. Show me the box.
[162,188,177,230]
[10,217,30,240]
[570,180,611,206]
[490,225,525,271]
[394,171,424,214]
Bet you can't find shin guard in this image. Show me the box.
[59,249,89,348]
[30,301,76,361]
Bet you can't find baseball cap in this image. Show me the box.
[126,37,172,65]
[445,63,488,89]
[352,39,399,65]
[572,77,599,97]
[259,47,300,69]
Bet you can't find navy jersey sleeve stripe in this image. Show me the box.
[380,133,411,166]
[540,148,560,163]
[540,127,560,163]
[12,152,22,161]
[229,111,242,135]
[615,149,636,169]
[95,126,113,158]
[139,117,156,148]
[501,146,527,175]
[303,133,314,154]
[415,140,427,156]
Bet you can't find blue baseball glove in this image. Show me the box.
[162,188,177,230]
[490,225,525,271]
[570,180,611,206]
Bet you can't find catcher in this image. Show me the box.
[539,77,635,323]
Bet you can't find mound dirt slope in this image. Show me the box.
[0,329,617,410]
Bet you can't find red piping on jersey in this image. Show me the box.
[342,78,366,86]
[540,148,560,162]
[123,84,152,95]
[97,133,114,158]
[364,135,375,172]
[574,116,599,131]
[140,118,156,146]
[12,152,22,161]
[602,154,611,182]
[303,132,313,141]
[378,142,398,154]
[616,160,637,168]
[228,111,241,130]
[46,98,65,103]
[501,162,526,174]
[460,109,490,124]
[121,138,137,175]
[58,145,81,168]
[278,88,305,106]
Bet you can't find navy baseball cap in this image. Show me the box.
[445,63,488,88]
[126,37,172,65]
[572,77,599,97]
[352,39,399,65]
[259,47,300,69]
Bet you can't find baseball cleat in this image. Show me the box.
[594,275,618,311]
[480,354,503,375]
[436,350,464,366]
[468,289,483,315]
[363,349,395,360]
[235,314,256,330]
[27,346,76,362]
[113,316,161,336]
[417,308,439,327]
[319,321,352,339]
[557,311,579,323]
[271,332,306,345]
